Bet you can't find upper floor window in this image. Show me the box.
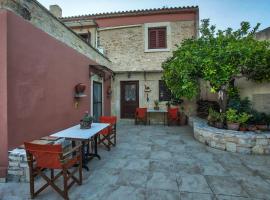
[148,27,167,49]
[79,32,91,44]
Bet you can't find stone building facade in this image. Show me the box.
[62,7,199,120]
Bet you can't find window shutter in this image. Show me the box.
[149,29,157,49]
[148,27,166,49]
[158,29,166,48]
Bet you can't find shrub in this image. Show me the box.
[226,108,239,123]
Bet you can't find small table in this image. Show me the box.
[147,109,168,125]
[51,123,110,171]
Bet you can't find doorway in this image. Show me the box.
[120,81,139,118]
[93,81,102,122]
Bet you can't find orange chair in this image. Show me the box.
[135,108,147,125]
[98,116,117,151]
[24,142,82,200]
[167,107,180,126]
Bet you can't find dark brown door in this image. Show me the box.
[121,81,139,118]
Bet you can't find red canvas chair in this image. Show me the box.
[24,142,82,200]
[98,116,117,151]
[167,107,180,126]
[135,108,147,125]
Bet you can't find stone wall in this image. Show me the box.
[99,21,196,72]
[190,117,270,155]
[0,0,110,67]
[8,138,71,182]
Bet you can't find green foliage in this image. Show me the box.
[83,112,93,122]
[162,19,270,100]
[226,108,239,123]
[227,97,252,113]
[154,100,159,107]
[238,112,252,125]
[208,108,225,123]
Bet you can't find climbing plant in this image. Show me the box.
[162,19,270,111]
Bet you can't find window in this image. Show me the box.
[148,27,167,49]
[159,80,171,101]
[79,31,91,44]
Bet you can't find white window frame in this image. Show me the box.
[144,22,171,53]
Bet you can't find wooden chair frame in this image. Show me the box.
[25,144,82,200]
[98,116,117,151]
[167,108,180,126]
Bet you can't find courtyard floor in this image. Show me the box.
[1,124,270,200]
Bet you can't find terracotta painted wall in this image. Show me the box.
[0,10,8,178]
[0,11,111,177]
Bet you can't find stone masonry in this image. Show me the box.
[190,117,270,155]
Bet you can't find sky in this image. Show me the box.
[38,0,270,31]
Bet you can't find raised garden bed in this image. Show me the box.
[189,117,270,154]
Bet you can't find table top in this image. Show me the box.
[147,109,168,113]
[51,123,110,140]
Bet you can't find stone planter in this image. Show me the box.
[227,122,239,131]
[247,125,257,131]
[256,124,268,131]
[180,114,187,125]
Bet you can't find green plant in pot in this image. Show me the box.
[255,112,268,131]
[80,111,93,129]
[154,100,159,110]
[207,108,217,127]
[226,108,240,131]
[238,112,252,131]
[215,112,225,129]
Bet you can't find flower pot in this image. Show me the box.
[180,114,187,125]
[80,120,92,129]
[227,122,239,131]
[247,125,257,131]
[75,83,86,94]
[215,122,223,129]
[208,121,215,127]
[239,126,247,131]
[256,124,268,131]
[154,106,159,110]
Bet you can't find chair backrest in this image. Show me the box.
[24,142,63,169]
[135,108,147,118]
[99,116,117,125]
[168,107,179,119]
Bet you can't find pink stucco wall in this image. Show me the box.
[0,10,8,178]
[0,10,111,178]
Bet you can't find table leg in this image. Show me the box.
[88,135,101,160]
[81,141,89,171]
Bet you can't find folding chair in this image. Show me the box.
[98,116,117,151]
[24,142,82,200]
[135,108,147,125]
[167,107,180,126]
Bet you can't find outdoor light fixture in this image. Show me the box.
[144,84,151,102]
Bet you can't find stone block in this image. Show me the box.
[236,147,251,154]
[8,156,22,161]
[256,138,268,145]
[226,142,236,152]
[0,178,6,183]
[19,162,28,168]
[252,145,265,154]
[210,141,225,150]
[9,162,19,167]
[8,169,24,176]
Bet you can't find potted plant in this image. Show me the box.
[166,101,171,109]
[238,112,252,131]
[226,108,240,131]
[180,106,187,125]
[154,100,159,110]
[207,108,217,127]
[215,112,225,129]
[80,111,93,129]
[256,112,268,131]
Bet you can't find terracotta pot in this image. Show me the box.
[256,124,268,131]
[247,125,257,131]
[180,115,187,125]
[239,126,247,132]
[227,122,240,131]
[75,83,86,94]
[208,121,215,127]
[215,122,223,129]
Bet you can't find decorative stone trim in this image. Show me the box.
[189,117,270,155]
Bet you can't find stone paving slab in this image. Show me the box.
[1,124,270,199]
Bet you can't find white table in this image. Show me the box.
[147,109,168,125]
[51,123,110,171]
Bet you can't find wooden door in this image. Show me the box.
[121,81,139,118]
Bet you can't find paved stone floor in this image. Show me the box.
[1,124,270,200]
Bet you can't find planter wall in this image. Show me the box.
[189,116,270,155]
